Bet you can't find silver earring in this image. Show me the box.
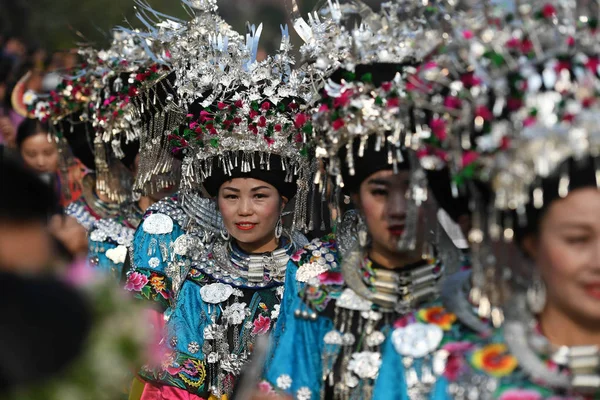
[357,215,369,248]
[275,218,283,239]
[526,275,546,314]
[220,227,230,241]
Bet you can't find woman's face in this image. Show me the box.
[218,178,286,252]
[526,188,600,323]
[354,169,424,263]
[20,133,59,174]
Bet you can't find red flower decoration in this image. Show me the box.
[274,124,282,132]
[257,116,267,127]
[249,110,259,119]
[332,118,345,130]
[234,100,243,108]
[475,106,493,121]
[381,82,393,92]
[542,3,556,18]
[252,315,272,335]
[386,97,400,108]
[217,102,227,110]
[444,96,462,110]
[430,118,447,141]
[294,113,308,128]
[333,89,353,108]
[261,101,271,111]
[462,151,479,167]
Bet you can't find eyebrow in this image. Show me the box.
[251,186,272,192]
[222,186,273,192]
[366,178,391,186]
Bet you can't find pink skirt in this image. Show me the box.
[140,383,207,400]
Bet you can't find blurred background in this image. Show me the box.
[0,0,383,52]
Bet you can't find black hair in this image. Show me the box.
[0,150,57,222]
[16,118,51,149]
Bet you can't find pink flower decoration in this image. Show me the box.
[125,272,149,292]
[386,97,400,108]
[463,30,474,39]
[252,315,272,335]
[332,118,345,130]
[393,314,416,329]
[166,366,183,376]
[430,118,447,141]
[199,110,212,122]
[461,151,479,167]
[189,121,198,129]
[523,116,537,127]
[498,389,543,400]
[217,102,227,110]
[294,113,308,128]
[319,271,344,285]
[261,101,271,111]
[318,104,330,112]
[443,341,475,353]
[291,249,306,262]
[424,61,438,70]
[258,381,274,394]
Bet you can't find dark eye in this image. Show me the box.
[370,189,388,197]
[224,194,238,200]
[254,193,269,199]
[565,235,591,244]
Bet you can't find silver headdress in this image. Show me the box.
[414,0,600,325]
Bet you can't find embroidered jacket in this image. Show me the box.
[263,235,488,400]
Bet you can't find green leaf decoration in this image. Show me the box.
[141,285,152,300]
[210,138,219,148]
[361,73,373,83]
[302,123,313,134]
[375,97,384,106]
[251,101,259,111]
[300,146,308,157]
[342,71,356,82]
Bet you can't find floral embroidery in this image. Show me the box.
[148,257,160,268]
[125,272,149,291]
[442,341,475,381]
[318,271,344,285]
[417,305,457,330]
[471,343,518,377]
[276,374,292,390]
[252,315,272,335]
[150,275,167,292]
[258,380,275,394]
[291,248,306,262]
[297,387,312,400]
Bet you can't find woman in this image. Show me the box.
[16,118,86,207]
[261,53,489,398]
[126,94,313,399]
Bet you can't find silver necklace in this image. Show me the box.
[198,235,293,288]
[341,244,443,314]
[505,317,600,394]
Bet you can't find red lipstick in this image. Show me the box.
[584,284,600,300]
[388,225,405,237]
[235,222,257,231]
